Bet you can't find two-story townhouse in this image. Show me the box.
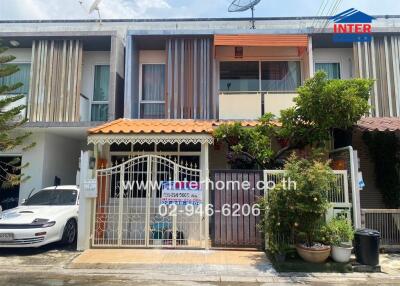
[1,15,399,250]
[0,26,125,209]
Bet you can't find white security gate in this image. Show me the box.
[92,155,205,248]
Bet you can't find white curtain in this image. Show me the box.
[141,64,165,118]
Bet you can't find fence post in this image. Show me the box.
[263,170,269,251]
[360,209,366,228]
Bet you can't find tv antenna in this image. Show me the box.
[228,0,262,29]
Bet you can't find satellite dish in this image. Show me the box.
[89,0,102,13]
[228,0,261,29]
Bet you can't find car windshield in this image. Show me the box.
[25,189,78,206]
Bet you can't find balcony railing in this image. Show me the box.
[218,91,298,120]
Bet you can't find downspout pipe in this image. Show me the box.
[330,146,361,228]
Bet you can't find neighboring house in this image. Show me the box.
[0,15,399,250]
[0,29,125,208]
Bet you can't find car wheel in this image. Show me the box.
[61,219,77,245]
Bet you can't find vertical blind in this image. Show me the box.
[166,38,215,119]
[91,65,110,121]
[354,36,400,117]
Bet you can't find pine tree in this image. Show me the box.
[0,41,34,188]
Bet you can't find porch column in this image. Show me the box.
[77,150,95,250]
[308,36,314,77]
[201,143,210,249]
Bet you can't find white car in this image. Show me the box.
[0,186,79,248]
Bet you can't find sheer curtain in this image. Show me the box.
[141,64,165,119]
[315,63,341,79]
[261,61,300,91]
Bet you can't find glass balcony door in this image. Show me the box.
[219,61,301,93]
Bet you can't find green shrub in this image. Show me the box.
[324,216,354,246]
[259,152,336,251]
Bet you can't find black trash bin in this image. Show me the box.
[354,229,380,266]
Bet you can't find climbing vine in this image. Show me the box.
[362,132,400,208]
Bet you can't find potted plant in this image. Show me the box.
[283,153,336,263]
[326,216,355,263]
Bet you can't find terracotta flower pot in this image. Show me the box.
[296,244,331,263]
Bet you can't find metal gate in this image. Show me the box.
[210,170,264,248]
[92,155,204,248]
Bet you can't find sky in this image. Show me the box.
[0,0,399,21]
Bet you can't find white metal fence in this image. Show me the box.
[361,209,400,249]
[93,155,205,248]
[263,170,353,250]
[264,170,351,210]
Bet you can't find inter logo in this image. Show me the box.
[331,8,376,43]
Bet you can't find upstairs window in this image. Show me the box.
[0,63,31,94]
[140,64,165,119]
[315,63,341,79]
[91,65,110,121]
[220,61,259,92]
[261,61,301,91]
[219,61,301,92]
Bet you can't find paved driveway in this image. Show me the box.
[0,242,79,269]
[1,247,400,285]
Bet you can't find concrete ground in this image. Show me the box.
[1,245,400,285]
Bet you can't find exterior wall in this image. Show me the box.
[41,133,82,188]
[215,46,301,60]
[209,144,230,170]
[264,93,297,117]
[17,132,45,203]
[109,35,125,120]
[313,48,354,79]
[219,93,261,120]
[81,51,111,121]
[352,130,386,209]
[15,132,84,204]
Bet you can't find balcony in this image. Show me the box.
[219,91,297,120]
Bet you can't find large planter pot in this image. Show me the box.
[296,244,331,263]
[331,245,353,263]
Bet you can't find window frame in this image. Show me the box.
[218,60,302,93]
[90,64,110,122]
[138,62,166,119]
[314,61,342,79]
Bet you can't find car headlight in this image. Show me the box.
[41,221,56,228]
[32,219,56,228]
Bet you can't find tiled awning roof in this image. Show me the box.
[88,119,260,135]
[87,119,260,146]
[357,117,400,132]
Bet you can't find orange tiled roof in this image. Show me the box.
[357,117,400,132]
[88,119,261,135]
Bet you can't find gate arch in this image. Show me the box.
[92,155,205,248]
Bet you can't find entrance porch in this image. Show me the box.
[78,119,214,250]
